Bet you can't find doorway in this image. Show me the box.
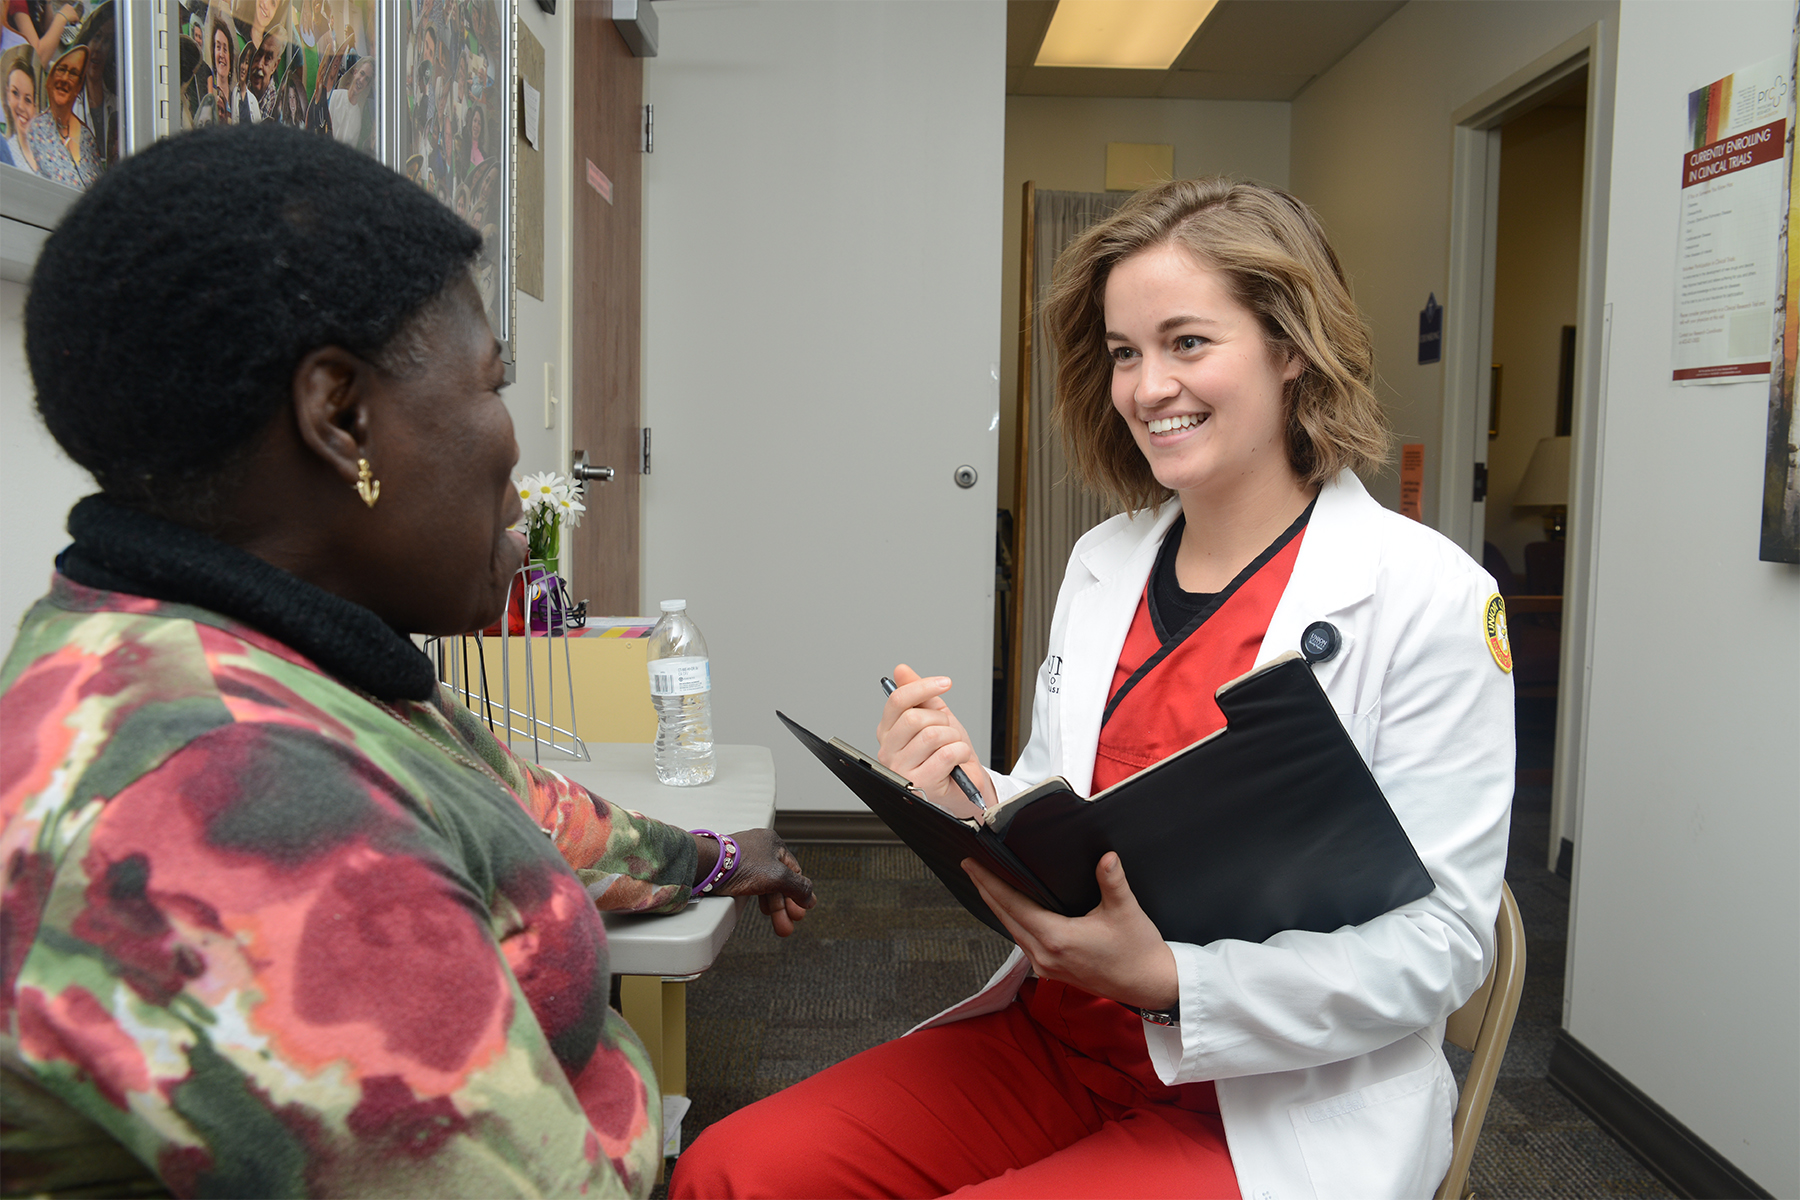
[1441,25,1615,875]
[1486,72,1586,872]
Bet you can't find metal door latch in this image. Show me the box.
[573,450,615,485]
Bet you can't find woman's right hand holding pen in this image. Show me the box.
[875,663,998,819]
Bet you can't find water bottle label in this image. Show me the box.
[648,655,711,696]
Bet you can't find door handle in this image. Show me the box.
[572,450,615,484]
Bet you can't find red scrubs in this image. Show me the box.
[670,520,1306,1200]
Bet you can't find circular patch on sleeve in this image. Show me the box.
[1484,593,1513,673]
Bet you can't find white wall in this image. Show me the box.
[1290,0,1616,513]
[998,96,1291,508]
[0,279,93,657]
[641,1,1006,810]
[1566,2,1798,1193]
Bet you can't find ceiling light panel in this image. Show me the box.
[1035,0,1218,71]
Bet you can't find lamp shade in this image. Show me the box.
[1513,436,1571,508]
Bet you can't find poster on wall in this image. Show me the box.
[1759,13,1799,564]
[2,1,122,191]
[395,0,511,342]
[1672,56,1788,383]
[170,0,379,154]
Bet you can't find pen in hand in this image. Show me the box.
[880,675,988,814]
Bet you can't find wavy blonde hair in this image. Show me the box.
[1043,178,1389,514]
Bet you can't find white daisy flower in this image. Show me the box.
[513,471,553,513]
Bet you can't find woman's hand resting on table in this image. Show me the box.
[692,828,816,936]
[965,852,1179,1012]
[875,663,998,819]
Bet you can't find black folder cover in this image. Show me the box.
[778,652,1435,947]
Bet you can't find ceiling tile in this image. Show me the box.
[1157,71,1312,102]
[1006,0,1058,68]
[1008,66,1172,99]
[1005,0,1402,101]
[1172,0,1405,75]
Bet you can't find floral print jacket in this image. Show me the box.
[1,574,697,1197]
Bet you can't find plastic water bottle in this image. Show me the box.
[647,599,716,786]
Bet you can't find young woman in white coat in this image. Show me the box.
[672,179,1515,1200]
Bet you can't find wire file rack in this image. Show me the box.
[429,566,589,764]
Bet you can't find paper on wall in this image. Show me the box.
[523,80,541,151]
[1672,56,1788,384]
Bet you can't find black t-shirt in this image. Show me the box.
[1149,514,1217,640]
[1146,501,1318,645]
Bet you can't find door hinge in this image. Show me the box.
[1472,462,1488,503]
[642,104,654,154]
[641,427,652,475]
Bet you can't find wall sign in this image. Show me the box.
[1400,443,1425,521]
[1418,294,1443,365]
[1672,56,1786,383]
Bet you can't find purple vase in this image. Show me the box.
[522,567,573,635]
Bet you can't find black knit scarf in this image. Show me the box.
[57,495,438,701]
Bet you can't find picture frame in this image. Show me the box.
[1,0,127,199]
[162,1,384,157]
[390,0,513,347]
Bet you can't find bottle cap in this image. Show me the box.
[660,599,686,612]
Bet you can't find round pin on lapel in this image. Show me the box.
[1301,621,1341,664]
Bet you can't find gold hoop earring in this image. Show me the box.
[355,458,381,508]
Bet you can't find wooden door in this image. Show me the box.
[569,1,642,615]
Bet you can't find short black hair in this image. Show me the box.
[27,122,484,517]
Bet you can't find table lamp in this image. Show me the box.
[1513,435,1571,539]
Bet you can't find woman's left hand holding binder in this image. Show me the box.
[964,852,1179,1012]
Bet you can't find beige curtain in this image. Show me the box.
[1013,190,1124,762]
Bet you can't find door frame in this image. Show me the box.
[1442,21,1616,895]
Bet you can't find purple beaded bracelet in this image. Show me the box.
[690,829,741,897]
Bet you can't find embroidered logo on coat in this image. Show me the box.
[1483,593,1513,673]
[1043,655,1063,694]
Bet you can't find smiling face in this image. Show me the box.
[1104,242,1303,507]
[357,277,525,634]
[211,27,232,87]
[5,66,34,132]
[247,35,280,92]
[47,49,86,112]
[346,60,372,104]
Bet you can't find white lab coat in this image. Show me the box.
[913,471,1514,1200]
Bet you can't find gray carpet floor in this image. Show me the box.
[666,701,1673,1197]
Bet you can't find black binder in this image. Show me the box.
[779,652,1434,947]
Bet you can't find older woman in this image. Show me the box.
[1,123,814,1198]
[673,179,1512,1200]
[22,42,98,189]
